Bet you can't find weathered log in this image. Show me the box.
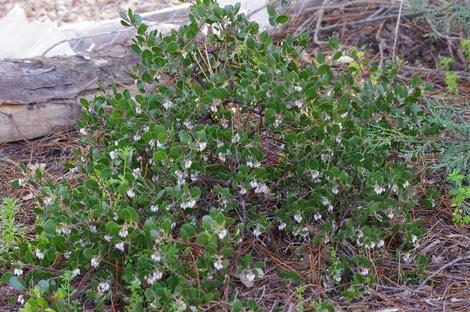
[0,51,137,143]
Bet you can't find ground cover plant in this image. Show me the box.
[0,0,465,311]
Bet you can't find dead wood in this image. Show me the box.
[0,52,137,142]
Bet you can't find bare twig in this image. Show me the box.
[392,0,405,61]
[414,255,470,293]
[318,11,424,33]
[376,22,386,69]
[237,191,247,225]
[313,0,328,45]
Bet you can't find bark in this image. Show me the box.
[0,51,137,143]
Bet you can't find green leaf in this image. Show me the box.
[119,11,128,21]
[267,5,276,18]
[0,273,12,285]
[197,232,211,245]
[328,35,339,49]
[137,24,148,35]
[38,279,50,292]
[267,5,278,26]
[179,130,192,144]
[154,150,167,161]
[145,288,156,301]
[119,207,140,223]
[8,276,25,291]
[276,15,288,24]
[201,215,215,229]
[416,255,427,274]
[191,187,202,200]
[180,223,196,240]
[231,299,243,312]
[42,219,56,235]
[211,88,228,99]
[24,250,34,263]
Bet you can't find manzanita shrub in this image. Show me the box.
[5,0,433,310]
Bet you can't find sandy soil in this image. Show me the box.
[0,0,181,24]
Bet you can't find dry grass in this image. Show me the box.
[0,130,79,226]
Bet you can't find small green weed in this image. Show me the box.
[460,39,470,68]
[447,171,470,224]
[0,197,19,254]
[440,57,458,94]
